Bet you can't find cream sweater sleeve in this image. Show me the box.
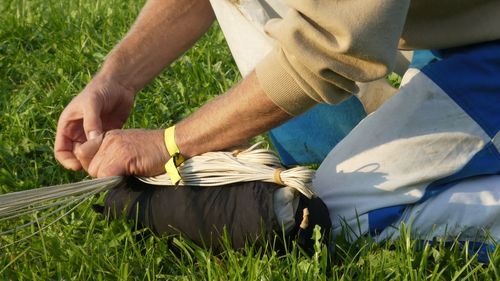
[255,0,411,116]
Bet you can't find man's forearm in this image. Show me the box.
[175,71,292,158]
[98,0,215,91]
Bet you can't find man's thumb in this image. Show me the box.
[74,133,104,172]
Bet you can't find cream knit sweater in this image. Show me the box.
[255,0,500,115]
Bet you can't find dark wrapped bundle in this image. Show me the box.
[101,177,332,254]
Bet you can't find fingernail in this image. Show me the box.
[89,131,99,140]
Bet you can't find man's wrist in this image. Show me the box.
[153,129,170,162]
[173,121,198,159]
[91,69,138,98]
[96,52,141,93]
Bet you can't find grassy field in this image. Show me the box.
[0,0,499,279]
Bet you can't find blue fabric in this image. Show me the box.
[422,40,500,138]
[465,241,497,264]
[368,205,406,236]
[269,96,366,166]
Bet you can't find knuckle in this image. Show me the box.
[104,130,120,140]
[125,156,138,175]
[102,130,124,146]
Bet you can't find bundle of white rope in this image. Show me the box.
[139,142,316,198]
[0,177,122,221]
[0,176,123,247]
[0,142,315,242]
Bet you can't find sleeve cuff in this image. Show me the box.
[255,50,317,116]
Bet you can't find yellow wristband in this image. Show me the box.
[164,126,185,185]
[164,126,179,156]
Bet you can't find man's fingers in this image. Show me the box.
[55,151,83,171]
[74,134,104,171]
[54,125,82,170]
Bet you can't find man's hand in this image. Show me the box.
[54,77,135,171]
[54,0,214,173]
[74,129,168,178]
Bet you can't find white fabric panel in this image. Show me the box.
[313,68,491,238]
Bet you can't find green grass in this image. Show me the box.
[1,0,499,279]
